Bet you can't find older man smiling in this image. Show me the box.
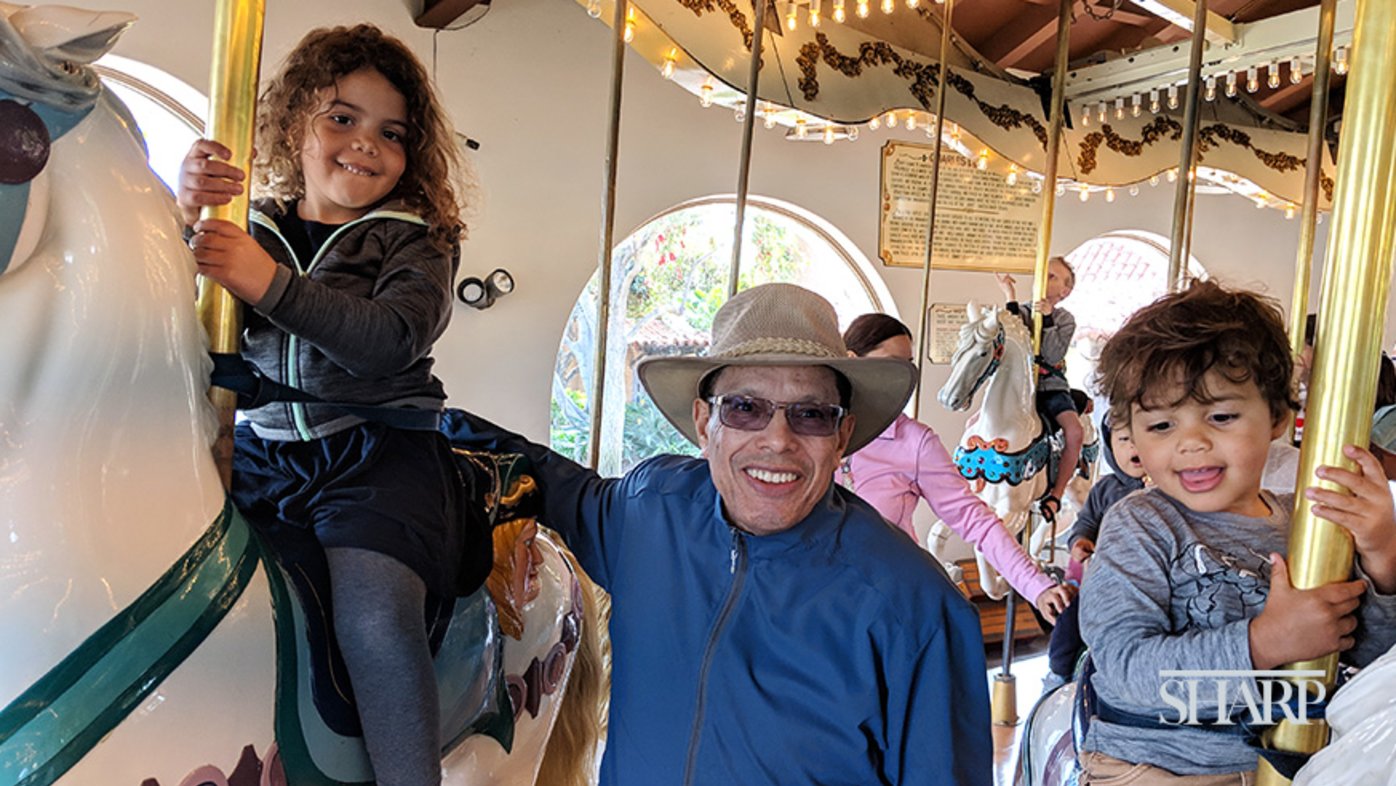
[450,284,991,786]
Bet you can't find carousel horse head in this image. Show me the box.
[1,2,138,275]
[0,7,608,785]
[938,302,1006,412]
[445,514,610,786]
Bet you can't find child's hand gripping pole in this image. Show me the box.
[196,0,265,489]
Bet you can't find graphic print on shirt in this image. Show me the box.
[1170,541,1270,628]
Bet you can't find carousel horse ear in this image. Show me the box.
[8,5,136,64]
[984,306,999,330]
[966,300,981,323]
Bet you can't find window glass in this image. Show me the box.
[551,197,892,474]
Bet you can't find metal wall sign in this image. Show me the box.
[926,303,970,364]
[880,141,1041,272]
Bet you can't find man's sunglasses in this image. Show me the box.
[706,395,846,437]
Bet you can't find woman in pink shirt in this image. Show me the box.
[842,314,1073,621]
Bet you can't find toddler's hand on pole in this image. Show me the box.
[1248,553,1364,669]
[178,139,245,227]
[189,218,276,305]
[1308,444,1396,593]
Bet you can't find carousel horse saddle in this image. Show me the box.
[247,446,529,782]
[255,521,515,780]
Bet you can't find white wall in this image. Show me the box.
[92,0,1380,452]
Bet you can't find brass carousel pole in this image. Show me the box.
[911,0,955,421]
[1259,0,1396,782]
[1028,0,1072,359]
[197,0,265,489]
[588,0,629,471]
[988,0,1071,730]
[727,0,768,298]
[1165,0,1209,291]
[1286,0,1337,442]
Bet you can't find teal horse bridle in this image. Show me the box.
[965,325,1006,400]
[0,500,262,786]
[0,90,90,277]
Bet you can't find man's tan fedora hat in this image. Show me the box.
[636,284,916,454]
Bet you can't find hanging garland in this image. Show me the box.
[796,33,1049,148]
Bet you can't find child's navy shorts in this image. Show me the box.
[231,421,464,596]
[1037,389,1077,420]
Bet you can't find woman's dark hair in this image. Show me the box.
[843,313,912,357]
[1094,280,1298,427]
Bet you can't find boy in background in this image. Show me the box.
[997,257,1083,519]
[1043,418,1146,688]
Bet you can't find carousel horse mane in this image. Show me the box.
[537,547,611,786]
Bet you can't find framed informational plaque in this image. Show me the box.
[879,141,1041,272]
[925,303,970,364]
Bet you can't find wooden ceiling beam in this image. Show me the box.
[416,0,487,29]
[984,2,1069,66]
[1131,0,1238,45]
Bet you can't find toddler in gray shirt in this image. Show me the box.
[1078,281,1396,783]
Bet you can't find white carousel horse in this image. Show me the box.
[933,302,1097,599]
[0,5,604,785]
[1011,643,1396,786]
[1013,682,1079,786]
[1293,642,1396,785]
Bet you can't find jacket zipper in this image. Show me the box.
[682,527,748,786]
[248,209,426,441]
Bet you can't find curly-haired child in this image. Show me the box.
[178,24,471,785]
[1078,281,1396,784]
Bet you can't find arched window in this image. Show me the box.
[1061,230,1206,396]
[551,196,894,475]
[94,54,207,192]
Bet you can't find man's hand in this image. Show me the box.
[1035,584,1075,624]
[1249,553,1365,670]
[1034,297,1054,316]
[1307,444,1396,593]
[189,218,277,305]
[178,139,245,227]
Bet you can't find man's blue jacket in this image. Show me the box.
[447,410,991,785]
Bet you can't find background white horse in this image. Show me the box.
[934,303,1093,599]
[0,5,602,785]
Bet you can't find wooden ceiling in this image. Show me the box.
[940,0,1337,127]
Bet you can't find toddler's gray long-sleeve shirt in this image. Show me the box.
[1080,488,1396,774]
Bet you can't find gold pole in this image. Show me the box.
[1028,0,1073,354]
[588,0,628,471]
[1286,0,1338,442]
[1259,0,1396,781]
[1165,0,1209,291]
[1033,0,1072,353]
[912,0,955,420]
[727,0,768,299]
[196,0,264,489]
